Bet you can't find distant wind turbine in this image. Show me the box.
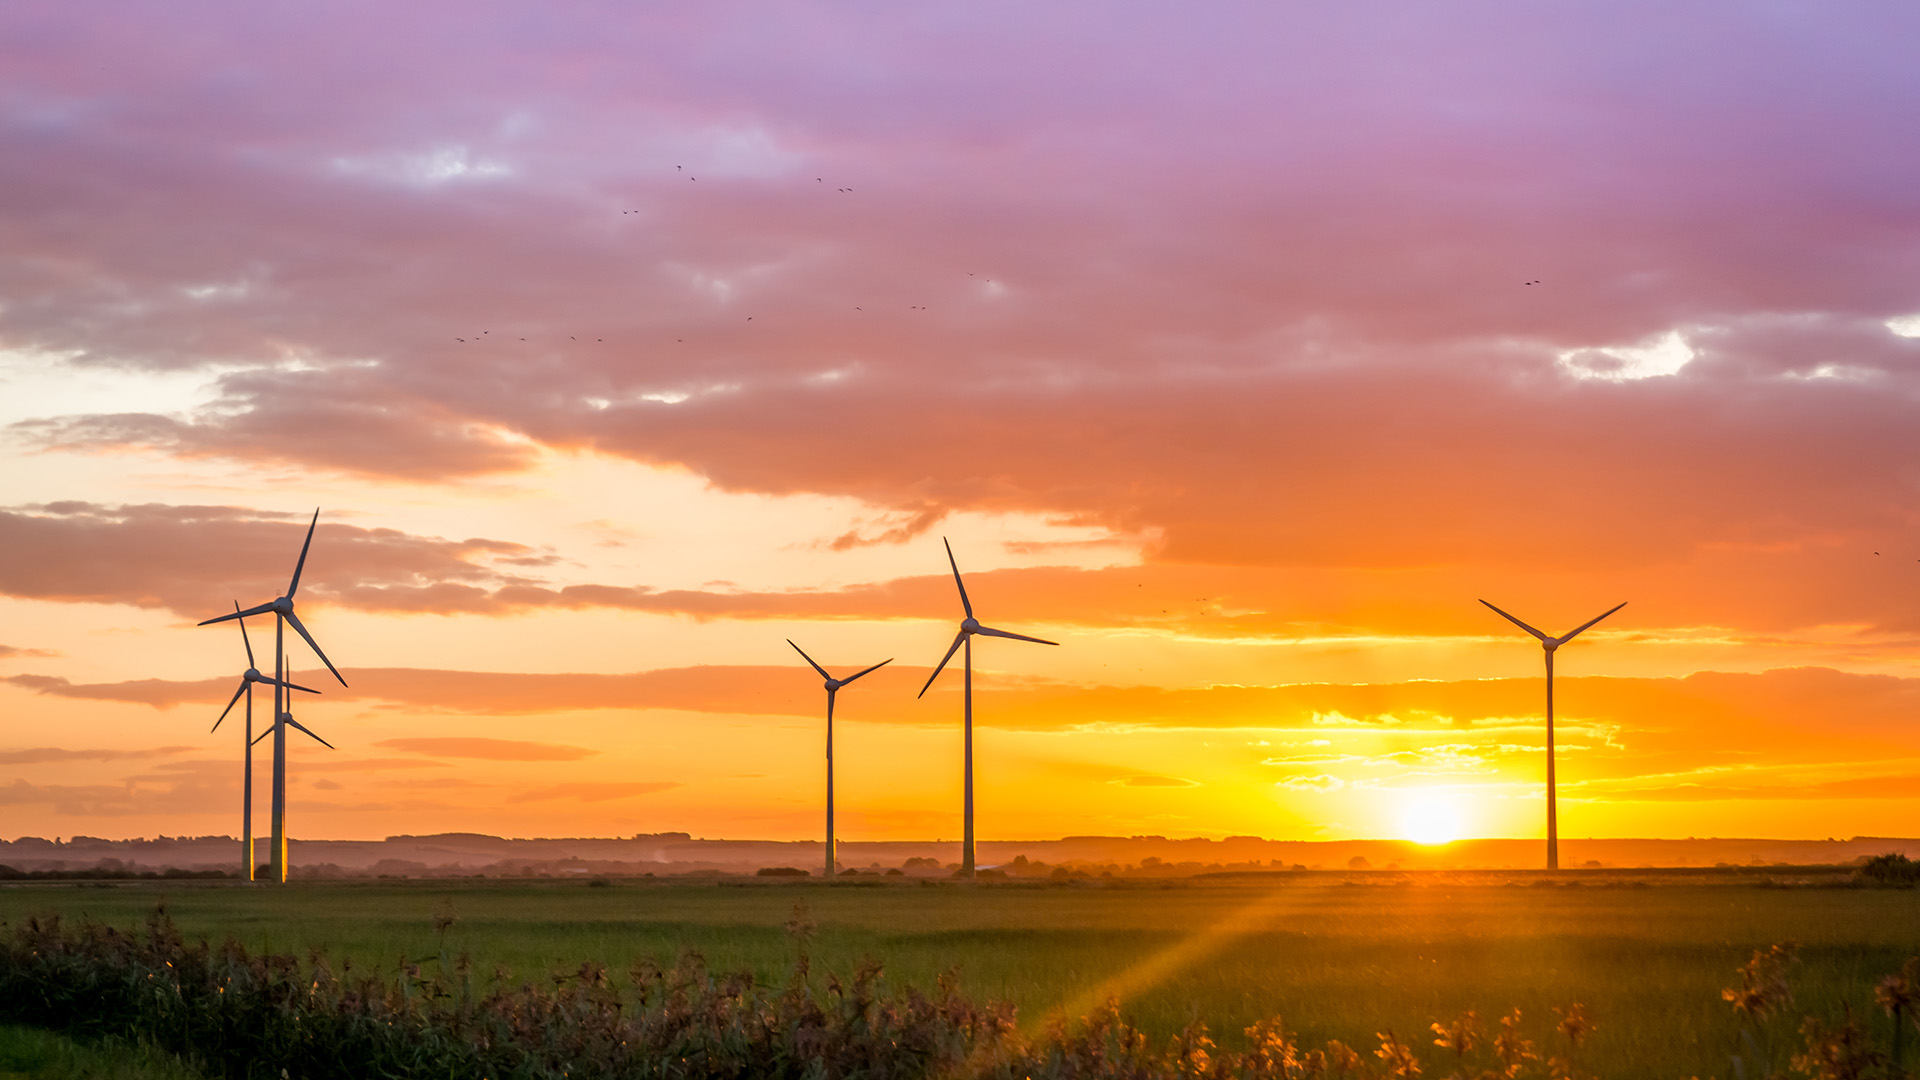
[210,603,318,881]
[199,510,347,884]
[1479,598,1627,870]
[787,640,891,881]
[253,656,335,753]
[918,538,1057,879]
[250,655,335,882]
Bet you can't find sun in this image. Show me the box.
[1400,791,1465,845]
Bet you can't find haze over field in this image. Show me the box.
[3,3,1920,845]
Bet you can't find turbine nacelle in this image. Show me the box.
[919,537,1058,695]
[196,510,348,689]
[788,639,891,698]
[1479,598,1627,651]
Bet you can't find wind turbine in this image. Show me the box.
[250,654,335,881]
[1479,598,1627,870]
[918,538,1056,879]
[199,509,347,883]
[209,603,318,881]
[787,640,891,881]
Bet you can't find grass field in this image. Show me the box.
[0,1025,201,1079]
[2,872,1914,1077]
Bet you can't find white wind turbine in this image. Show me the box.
[209,603,318,881]
[1479,598,1627,870]
[918,538,1056,879]
[787,640,891,881]
[199,510,347,883]
[250,653,335,882]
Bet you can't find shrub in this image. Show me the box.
[1856,853,1920,887]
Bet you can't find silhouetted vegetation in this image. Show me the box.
[0,865,230,882]
[0,903,1591,1080]
[1856,853,1920,887]
[7,904,1920,1079]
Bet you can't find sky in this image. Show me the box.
[3,2,1920,846]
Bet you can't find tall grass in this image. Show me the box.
[3,903,1913,1080]
[0,1024,203,1079]
[7,879,1920,1076]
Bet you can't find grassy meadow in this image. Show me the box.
[1,871,1915,1077]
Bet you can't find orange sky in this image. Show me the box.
[3,3,1920,844]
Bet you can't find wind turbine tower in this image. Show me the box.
[250,654,336,880]
[919,539,1057,878]
[200,510,347,883]
[1479,598,1627,870]
[787,640,891,880]
[210,604,317,880]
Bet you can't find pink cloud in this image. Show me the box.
[0,2,1917,602]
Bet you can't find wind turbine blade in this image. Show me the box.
[787,639,832,681]
[840,658,893,684]
[251,724,273,746]
[287,509,319,597]
[943,537,973,619]
[265,678,322,695]
[1559,601,1628,644]
[199,601,275,627]
[235,602,256,667]
[286,717,334,750]
[918,632,967,698]
[283,610,348,686]
[213,681,247,732]
[1478,599,1550,642]
[972,624,1058,646]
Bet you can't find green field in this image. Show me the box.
[0,1025,202,1080]
[2,873,1914,1077]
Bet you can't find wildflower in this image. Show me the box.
[1492,1009,1537,1080]
[1875,956,1920,1020]
[1722,942,1798,1022]
[1323,1040,1364,1078]
[1553,1003,1591,1047]
[1374,1030,1422,1078]
[1431,1010,1480,1057]
[1876,957,1920,1067]
[1791,1008,1886,1080]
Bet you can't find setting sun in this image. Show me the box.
[1401,792,1465,845]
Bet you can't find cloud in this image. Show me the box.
[0,645,56,659]
[0,2,1917,599]
[0,746,194,764]
[8,503,1920,641]
[16,664,1920,801]
[1587,772,1920,803]
[0,502,538,617]
[504,782,682,804]
[374,738,598,761]
[1276,775,1346,792]
[1116,774,1198,788]
[13,664,1920,755]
